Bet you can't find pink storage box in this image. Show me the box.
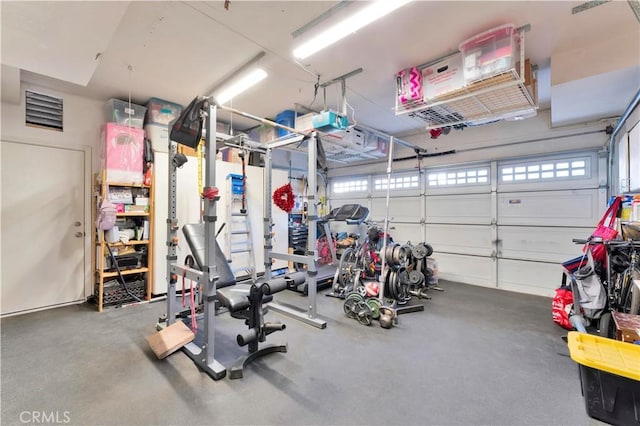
[102,123,144,184]
[459,24,519,83]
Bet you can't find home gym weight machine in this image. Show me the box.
[218,104,329,329]
[158,101,294,380]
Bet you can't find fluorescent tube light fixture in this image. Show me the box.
[214,68,268,105]
[293,0,412,59]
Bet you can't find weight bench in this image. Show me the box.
[182,223,288,379]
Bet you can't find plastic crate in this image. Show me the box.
[228,173,244,195]
[567,332,640,424]
[145,97,183,126]
[459,24,519,84]
[98,279,146,306]
[103,99,146,129]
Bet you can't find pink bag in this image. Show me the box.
[583,197,621,263]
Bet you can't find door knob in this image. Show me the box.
[75,231,84,238]
[74,221,82,227]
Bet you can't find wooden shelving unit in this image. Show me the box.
[93,170,154,312]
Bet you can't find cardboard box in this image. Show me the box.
[516,58,533,86]
[147,321,195,359]
[294,113,316,132]
[178,143,199,157]
[422,53,465,100]
[259,125,277,143]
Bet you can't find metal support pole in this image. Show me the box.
[264,148,273,280]
[166,140,178,325]
[161,101,225,380]
[379,136,395,303]
[202,103,220,371]
[267,133,327,329]
[307,132,319,319]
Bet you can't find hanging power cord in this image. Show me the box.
[190,280,197,332]
[127,65,133,131]
[105,243,143,303]
[182,270,187,308]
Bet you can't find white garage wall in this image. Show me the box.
[1,82,103,172]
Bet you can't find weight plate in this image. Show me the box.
[356,301,372,326]
[389,271,398,299]
[356,285,368,297]
[393,273,402,300]
[408,270,423,285]
[397,266,410,286]
[412,243,428,260]
[398,245,411,264]
[367,298,382,319]
[423,243,434,257]
[346,292,365,303]
[343,298,358,318]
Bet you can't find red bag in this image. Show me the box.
[583,197,621,263]
[552,286,574,330]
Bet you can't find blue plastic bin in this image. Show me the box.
[275,110,296,137]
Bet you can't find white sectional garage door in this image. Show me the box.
[495,152,606,296]
[328,149,607,297]
[423,164,496,288]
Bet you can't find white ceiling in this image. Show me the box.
[2,0,639,135]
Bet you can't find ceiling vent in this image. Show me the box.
[25,90,63,131]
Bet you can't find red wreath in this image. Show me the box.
[273,183,295,213]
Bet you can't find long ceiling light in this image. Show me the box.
[214,68,268,105]
[293,0,412,59]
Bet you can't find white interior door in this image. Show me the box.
[1,141,86,316]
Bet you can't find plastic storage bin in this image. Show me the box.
[312,110,348,133]
[145,97,183,126]
[459,24,519,84]
[228,174,244,195]
[567,331,640,425]
[103,123,144,184]
[276,110,296,137]
[104,99,146,129]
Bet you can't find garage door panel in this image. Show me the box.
[499,226,590,262]
[426,194,492,224]
[435,253,495,287]
[497,189,601,227]
[389,223,423,244]
[426,224,493,256]
[371,197,421,223]
[498,259,562,297]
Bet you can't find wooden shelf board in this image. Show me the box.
[117,212,149,217]
[106,182,150,188]
[100,267,149,278]
[96,240,149,246]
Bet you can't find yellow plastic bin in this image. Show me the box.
[567,332,640,424]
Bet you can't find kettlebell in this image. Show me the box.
[379,307,395,329]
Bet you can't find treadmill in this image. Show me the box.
[289,204,370,295]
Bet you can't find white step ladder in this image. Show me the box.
[224,173,257,282]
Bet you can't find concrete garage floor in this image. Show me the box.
[1,280,601,425]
